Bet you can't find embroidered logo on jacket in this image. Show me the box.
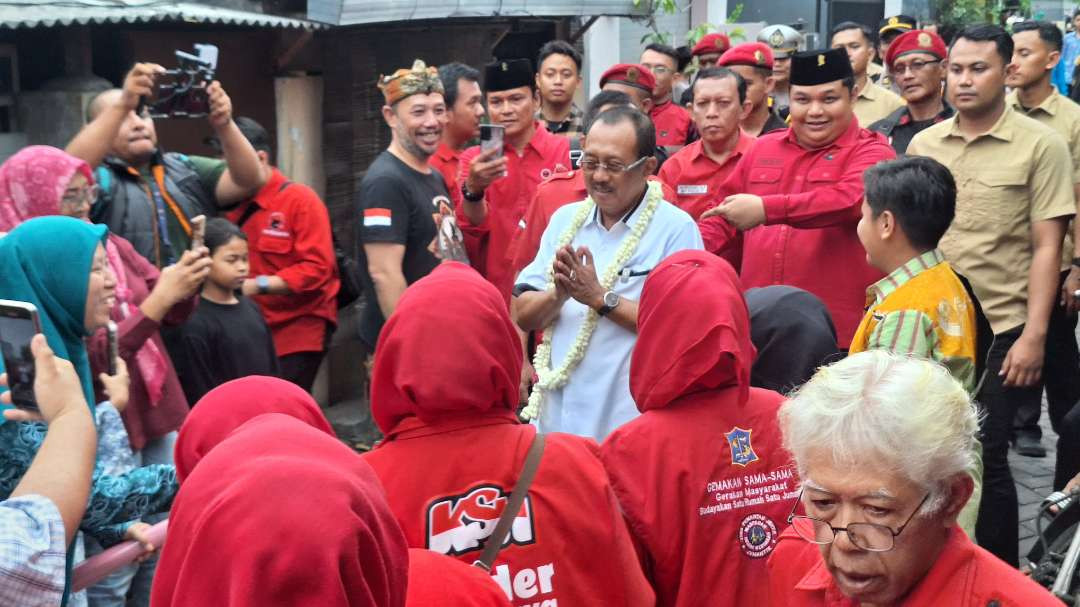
[739,513,779,558]
[425,484,536,556]
[725,427,759,467]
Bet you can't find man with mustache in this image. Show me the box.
[869,29,952,154]
[458,58,571,302]
[907,24,1074,566]
[355,60,487,351]
[698,48,895,349]
[535,41,584,138]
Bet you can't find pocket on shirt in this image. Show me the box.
[748,167,784,195]
[257,235,294,255]
[961,169,1028,228]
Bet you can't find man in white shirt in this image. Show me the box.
[513,106,702,441]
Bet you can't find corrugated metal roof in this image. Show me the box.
[0,0,325,29]
[324,0,643,26]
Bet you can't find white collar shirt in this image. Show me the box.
[516,192,703,441]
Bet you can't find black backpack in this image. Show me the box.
[235,181,362,309]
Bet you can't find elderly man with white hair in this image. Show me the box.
[767,351,1058,606]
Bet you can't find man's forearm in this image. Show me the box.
[66,105,126,168]
[371,272,408,320]
[513,290,563,331]
[218,120,266,191]
[1025,244,1064,340]
[462,199,488,227]
[603,298,639,333]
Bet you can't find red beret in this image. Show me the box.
[717,42,775,70]
[599,63,657,93]
[885,29,946,69]
[692,33,731,57]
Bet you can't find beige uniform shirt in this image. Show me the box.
[1008,88,1080,269]
[907,106,1075,334]
[854,79,906,126]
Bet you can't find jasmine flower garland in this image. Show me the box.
[521,181,663,421]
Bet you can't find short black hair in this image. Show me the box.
[1012,20,1063,52]
[831,21,877,46]
[205,217,247,254]
[537,40,582,72]
[952,24,1014,67]
[644,43,689,71]
[591,105,656,160]
[583,90,633,134]
[691,66,747,105]
[863,156,955,250]
[438,62,481,109]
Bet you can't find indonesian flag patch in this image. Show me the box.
[363,208,392,227]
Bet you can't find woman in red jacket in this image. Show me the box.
[361,262,655,607]
[600,250,796,607]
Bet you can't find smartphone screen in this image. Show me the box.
[190,215,206,251]
[106,321,119,377]
[479,124,505,159]
[0,301,41,411]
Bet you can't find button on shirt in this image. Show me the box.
[907,106,1076,334]
[650,100,693,146]
[0,495,66,607]
[517,195,703,441]
[699,121,895,347]
[853,79,906,127]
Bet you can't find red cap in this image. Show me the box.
[599,63,657,93]
[885,29,946,69]
[692,33,732,57]
[717,42,775,70]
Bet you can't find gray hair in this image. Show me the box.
[779,350,980,514]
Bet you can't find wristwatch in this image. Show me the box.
[597,290,620,316]
[462,183,484,203]
[255,275,271,295]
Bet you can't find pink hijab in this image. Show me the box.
[0,145,169,402]
[0,145,93,231]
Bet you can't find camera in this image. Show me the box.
[141,44,219,119]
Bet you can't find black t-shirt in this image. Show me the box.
[355,151,467,348]
[888,118,938,155]
[166,297,280,405]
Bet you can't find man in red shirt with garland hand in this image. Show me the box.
[458,58,571,301]
[222,117,340,391]
[699,48,894,348]
[642,43,693,147]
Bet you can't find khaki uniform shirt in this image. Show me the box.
[1008,88,1080,269]
[907,106,1075,334]
[853,79,906,127]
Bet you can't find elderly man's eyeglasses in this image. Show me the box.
[786,491,931,552]
[890,59,941,76]
[579,156,648,175]
[61,184,100,208]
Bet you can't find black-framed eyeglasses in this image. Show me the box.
[890,59,942,76]
[786,490,930,552]
[579,156,648,175]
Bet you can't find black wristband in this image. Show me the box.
[1073,257,1080,268]
[462,183,484,203]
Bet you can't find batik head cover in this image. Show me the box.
[378,59,445,106]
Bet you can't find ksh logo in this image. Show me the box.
[426,484,536,556]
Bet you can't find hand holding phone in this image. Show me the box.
[479,124,505,159]
[189,215,206,251]
[2,334,88,424]
[0,300,42,411]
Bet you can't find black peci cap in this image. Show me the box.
[484,58,534,93]
[790,48,853,86]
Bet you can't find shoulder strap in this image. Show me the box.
[236,203,260,228]
[473,432,546,572]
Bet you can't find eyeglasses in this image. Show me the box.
[786,490,930,552]
[580,156,649,175]
[61,184,100,208]
[890,59,942,76]
[641,64,671,75]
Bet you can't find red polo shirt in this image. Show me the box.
[698,120,894,347]
[650,100,692,146]
[431,143,462,197]
[767,525,1063,606]
[225,168,339,356]
[459,123,571,301]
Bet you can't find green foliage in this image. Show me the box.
[637,2,745,47]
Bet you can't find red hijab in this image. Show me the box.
[173,376,335,482]
[405,549,511,606]
[371,262,522,434]
[630,250,755,411]
[151,414,409,607]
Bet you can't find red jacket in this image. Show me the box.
[226,168,338,356]
[510,170,676,273]
[699,119,894,347]
[362,263,654,607]
[767,526,1064,606]
[651,101,692,146]
[458,124,571,301]
[602,250,794,607]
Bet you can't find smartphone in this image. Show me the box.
[190,215,206,251]
[479,124,505,159]
[106,321,119,376]
[0,300,42,411]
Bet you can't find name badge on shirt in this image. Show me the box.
[678,184,708,196]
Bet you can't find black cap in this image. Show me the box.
[879,15,917,37]
[205,116,271,154]
[790,48,854,87]
[484,59,534,93]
